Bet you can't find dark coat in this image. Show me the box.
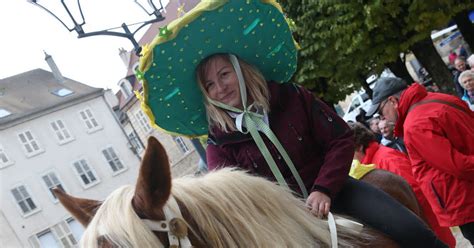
[206,82,354,198]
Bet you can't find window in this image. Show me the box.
[50,119,74,144]
[135,110,152,133]
[51,220,77,247]
[79,108,101,132]
[102,147,125,173]
[119,79,133,99]
[36,229,60,248]
[51,88,74,97]
[18,130,43,157]
[0,108,11,118]
[174,137,190,154]
[11,185,39,216]
[72,159,99,188]
[42,171,65,201]
[0,143,14,168]
[67,218,84,244]
[128,132,144,154]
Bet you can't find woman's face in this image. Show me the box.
[203,56,242,108]
[461,76,474,92]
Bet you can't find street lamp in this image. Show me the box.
[28,0,165,55]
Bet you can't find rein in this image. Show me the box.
[142,196,192,248]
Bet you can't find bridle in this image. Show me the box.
[142,196,193,248]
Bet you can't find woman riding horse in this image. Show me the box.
[138,1,447,247]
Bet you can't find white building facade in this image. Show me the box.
[0,68,141,247]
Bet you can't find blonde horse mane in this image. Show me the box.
[81,169,368,247]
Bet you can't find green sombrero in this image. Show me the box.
[138,0,298,137]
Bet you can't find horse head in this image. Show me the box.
[54,136,201,247]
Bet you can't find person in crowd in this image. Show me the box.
[467,54,474,71]
[366,76,474,245]
[140,1,448,247]
[453,57,470,98]
[378,119,407,153]
[368,116,382,142]
[458,70,474,111]
[351,123,456,247]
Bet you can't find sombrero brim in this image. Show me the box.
[140,0,297,137]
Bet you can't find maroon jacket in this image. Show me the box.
[206,82,354,198]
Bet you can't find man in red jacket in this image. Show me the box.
[367,77,474,245]
[351,123,456,247]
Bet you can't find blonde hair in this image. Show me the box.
[80,169,372,247]
[196,54,270,133]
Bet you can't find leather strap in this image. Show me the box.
[408,99,468,114]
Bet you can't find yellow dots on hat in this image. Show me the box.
[190,121,194,124]
[153,86,157,90]
[176,127,180,130]
[256,54,260,58]
[251,30,256,35]
[227,25,231,30]
[167,115,170,118]
[260,23,264,27]
[220,28,225,32]
[205,39,211,44]
[179,48,184,52]
[277,60,281,65]
[185,107,189,110]
[178,92,182,95]
[230,8,234,12]
[185,24,189,28]
[168,65,173,70]
[167,75,172,79]
[277,23,281,28]
[198,50,203,55]
[181,100,185,104]
[217,44,223,48]
[173,42,177,46]
[218,8,223,13]
[273,35,276,39]
[168,57,172,61]
[234,39,239,43]
[193,59,198,64]
[239,7,243,12]
[249,9,253,14]
[167,103,171,107]
[159,97,163,101]
[184,35,189,40]
[152,63,157,67]
[258,40,262,44]
[200,28,205,33]
[150,74,155,79]
[238,17,243,21]
[256,9,260,13]
[179,58,183,63]
[244,45,248,48]
[160,88,164,92]
[161,50,166,54]
[272,18,276,22]
[201,17,206,22]
[183,68,187,72]
[157,75,161,79]
[273,68,277,72]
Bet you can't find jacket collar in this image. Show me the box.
[361,141,380,164]
[394,83,427,137]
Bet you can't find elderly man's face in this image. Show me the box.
[455,60,466,71]
[378,120,394,139]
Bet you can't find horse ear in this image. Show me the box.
[52,188,101,227]
[132,136,172,217]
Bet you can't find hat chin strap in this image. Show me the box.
[206,54,308,199]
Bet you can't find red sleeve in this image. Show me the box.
[206,144,237,171]
[298,86,354,198]
[406,126,474,181]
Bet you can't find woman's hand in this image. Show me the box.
[306,191,331,218]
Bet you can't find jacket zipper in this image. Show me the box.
[288,123,303,141]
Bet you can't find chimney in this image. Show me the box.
[44,51,65,83]
[118,48,131,69]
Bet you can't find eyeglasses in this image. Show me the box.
[377,99,389,116]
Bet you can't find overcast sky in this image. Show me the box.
[0,0,170,92]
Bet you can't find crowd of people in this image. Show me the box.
[141,1,472,247]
